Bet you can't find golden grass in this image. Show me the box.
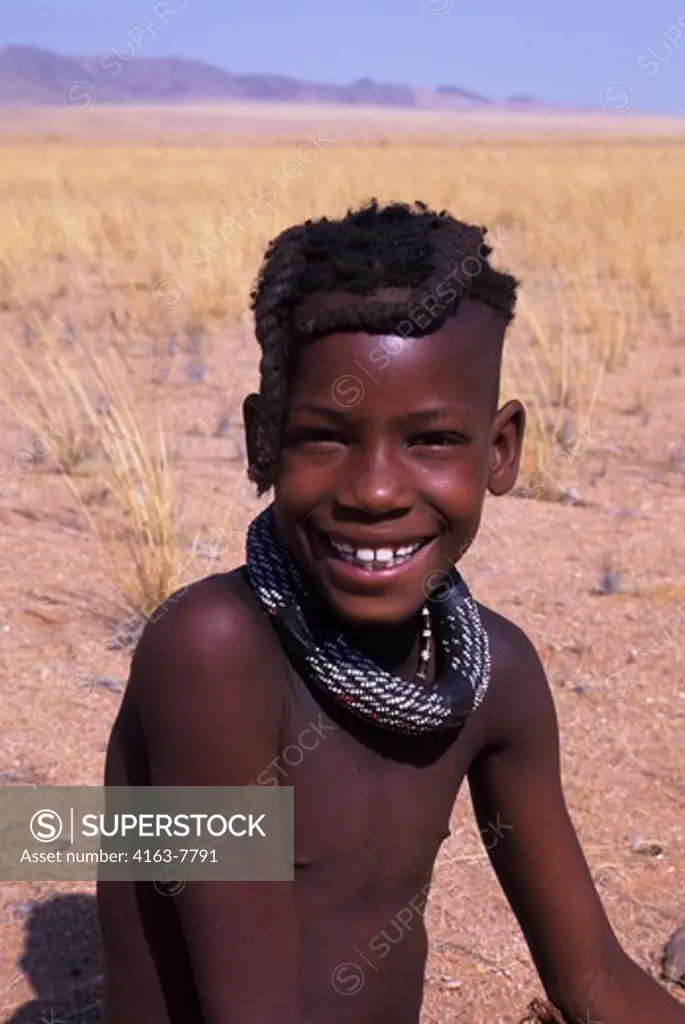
[0,321,185,611]
[73,346,182,615]
[1,124,684,611]
[0,318,101,473]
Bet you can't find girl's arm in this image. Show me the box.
[124,574,314,1024]
[468,611,685,1023]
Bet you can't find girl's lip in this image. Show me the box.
[322,532,433,549]
[311,530,437,588]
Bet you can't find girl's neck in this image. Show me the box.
[336,613,434,685]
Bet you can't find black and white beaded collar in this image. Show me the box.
[244,504,491,736]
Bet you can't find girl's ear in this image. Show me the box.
[242,393,261,469]
[488,398,526,496]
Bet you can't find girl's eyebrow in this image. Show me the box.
[289,403,351,420]
[289,404,470,423]
[404,407,470,423]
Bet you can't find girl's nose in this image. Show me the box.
[340,443,412,516]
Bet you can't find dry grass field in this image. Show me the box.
[0,103,684,1023]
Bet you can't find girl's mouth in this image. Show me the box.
[317,531,434,573]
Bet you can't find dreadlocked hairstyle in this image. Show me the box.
[247,198,519,495]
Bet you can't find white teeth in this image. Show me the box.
[356,548,375,563]
[327,536,427,568]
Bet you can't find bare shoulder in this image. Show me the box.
[126,569,290,778]
[133,568,284,676]
[476,602,557,754]
[477,603,543,681]
[134,568,279,660]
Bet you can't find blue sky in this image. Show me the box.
[4,0,685,114]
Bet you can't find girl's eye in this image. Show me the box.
[289,428,344,445]
[410,432,468,447]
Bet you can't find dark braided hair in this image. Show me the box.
[248,199,518,494]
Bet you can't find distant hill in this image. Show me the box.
[0,45,557,111]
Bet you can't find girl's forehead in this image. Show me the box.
[288,329,500,411]
[295,323,492,370]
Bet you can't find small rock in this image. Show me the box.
[94,676,125,694]
[630,836,663,857]
[597,568,622,595]
[215,412,231,437]
[661,925,685,986]
[559,487,587,507]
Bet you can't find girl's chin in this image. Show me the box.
[311,586,431,630]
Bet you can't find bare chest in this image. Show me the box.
[276,667,485,899]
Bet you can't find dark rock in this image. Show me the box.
[662,925,685,986]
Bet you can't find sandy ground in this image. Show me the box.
[1,307,684,1023]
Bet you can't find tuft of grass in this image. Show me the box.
[72,343,244,616]
[519,999,566,1023]
[503,283,608,498]
[0,322,207,615]
[0,318,101,473]
[72,346,182,614]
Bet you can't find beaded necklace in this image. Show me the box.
[244,504,491,735]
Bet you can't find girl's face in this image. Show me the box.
[253,300,524,628]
